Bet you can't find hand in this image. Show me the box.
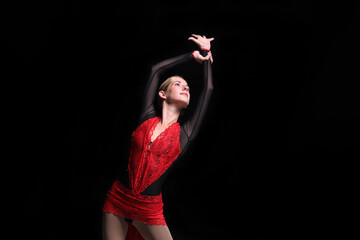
[188,34,214,51]
[192,50,213,64]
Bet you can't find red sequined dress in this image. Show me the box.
[103,50,213,238]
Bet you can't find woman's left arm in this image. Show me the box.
[183,35,214,141]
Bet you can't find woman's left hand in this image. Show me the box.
[188,34,214,51]
[192,50,213,64]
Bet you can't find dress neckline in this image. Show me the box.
[149,117,178,145]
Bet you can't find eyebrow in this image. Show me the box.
[173,81,189,88]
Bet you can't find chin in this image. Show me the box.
[178,103,188,110]
[175,101,189,110]
[167,98,189,110]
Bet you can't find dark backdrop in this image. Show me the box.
[4,1,359,239]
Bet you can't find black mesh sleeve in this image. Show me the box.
[138,53,194,125]
[181,50,213,145]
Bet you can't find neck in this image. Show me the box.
[161,103,181,126]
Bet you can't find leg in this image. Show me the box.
[132,220,173,240]
[102,212,128,240]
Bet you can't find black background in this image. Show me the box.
[4,1,359,239]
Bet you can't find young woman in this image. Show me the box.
[102,34,214,240]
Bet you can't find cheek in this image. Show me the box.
[167,86,180,96]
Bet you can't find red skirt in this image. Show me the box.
[103,180,167,226]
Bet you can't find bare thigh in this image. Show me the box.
[102,212,128,240]
[132,220,173,240]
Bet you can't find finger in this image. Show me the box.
[188,37,199,43]
[205,53,213,63]
[196,55,207,62]
[209,37,214,41]
[191,34,200,38]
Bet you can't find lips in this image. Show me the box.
[180,93,189,97]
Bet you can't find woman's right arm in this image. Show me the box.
[138,52,194,124]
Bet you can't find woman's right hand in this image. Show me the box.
[192,50,213,64]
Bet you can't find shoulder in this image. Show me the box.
[179,125,189,140]
[133,116,158,133]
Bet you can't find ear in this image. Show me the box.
[158,90,167,100]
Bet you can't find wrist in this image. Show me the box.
[192,51,197,59]
[200,49,209,57]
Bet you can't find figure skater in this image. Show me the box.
[102,34,214,240]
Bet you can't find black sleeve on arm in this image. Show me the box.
[182,50,214,144]
[138,52,194,125]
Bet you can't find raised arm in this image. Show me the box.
[182,35,214,141]
[138,52,194,124]
[138,34,214,130]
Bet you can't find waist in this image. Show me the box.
[117,171,164,196]
[104,180,165,225]
[109,179,163,202]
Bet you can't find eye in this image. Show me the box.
[175,82,181,86]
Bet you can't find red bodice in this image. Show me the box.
[128,117,181,194]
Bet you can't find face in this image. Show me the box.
[160,77,190,109]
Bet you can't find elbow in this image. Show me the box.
[208,82,214,92]
[207,82,214,94]
[151,65,160,76]
[208,87,214,97]
[206,84,214,98]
